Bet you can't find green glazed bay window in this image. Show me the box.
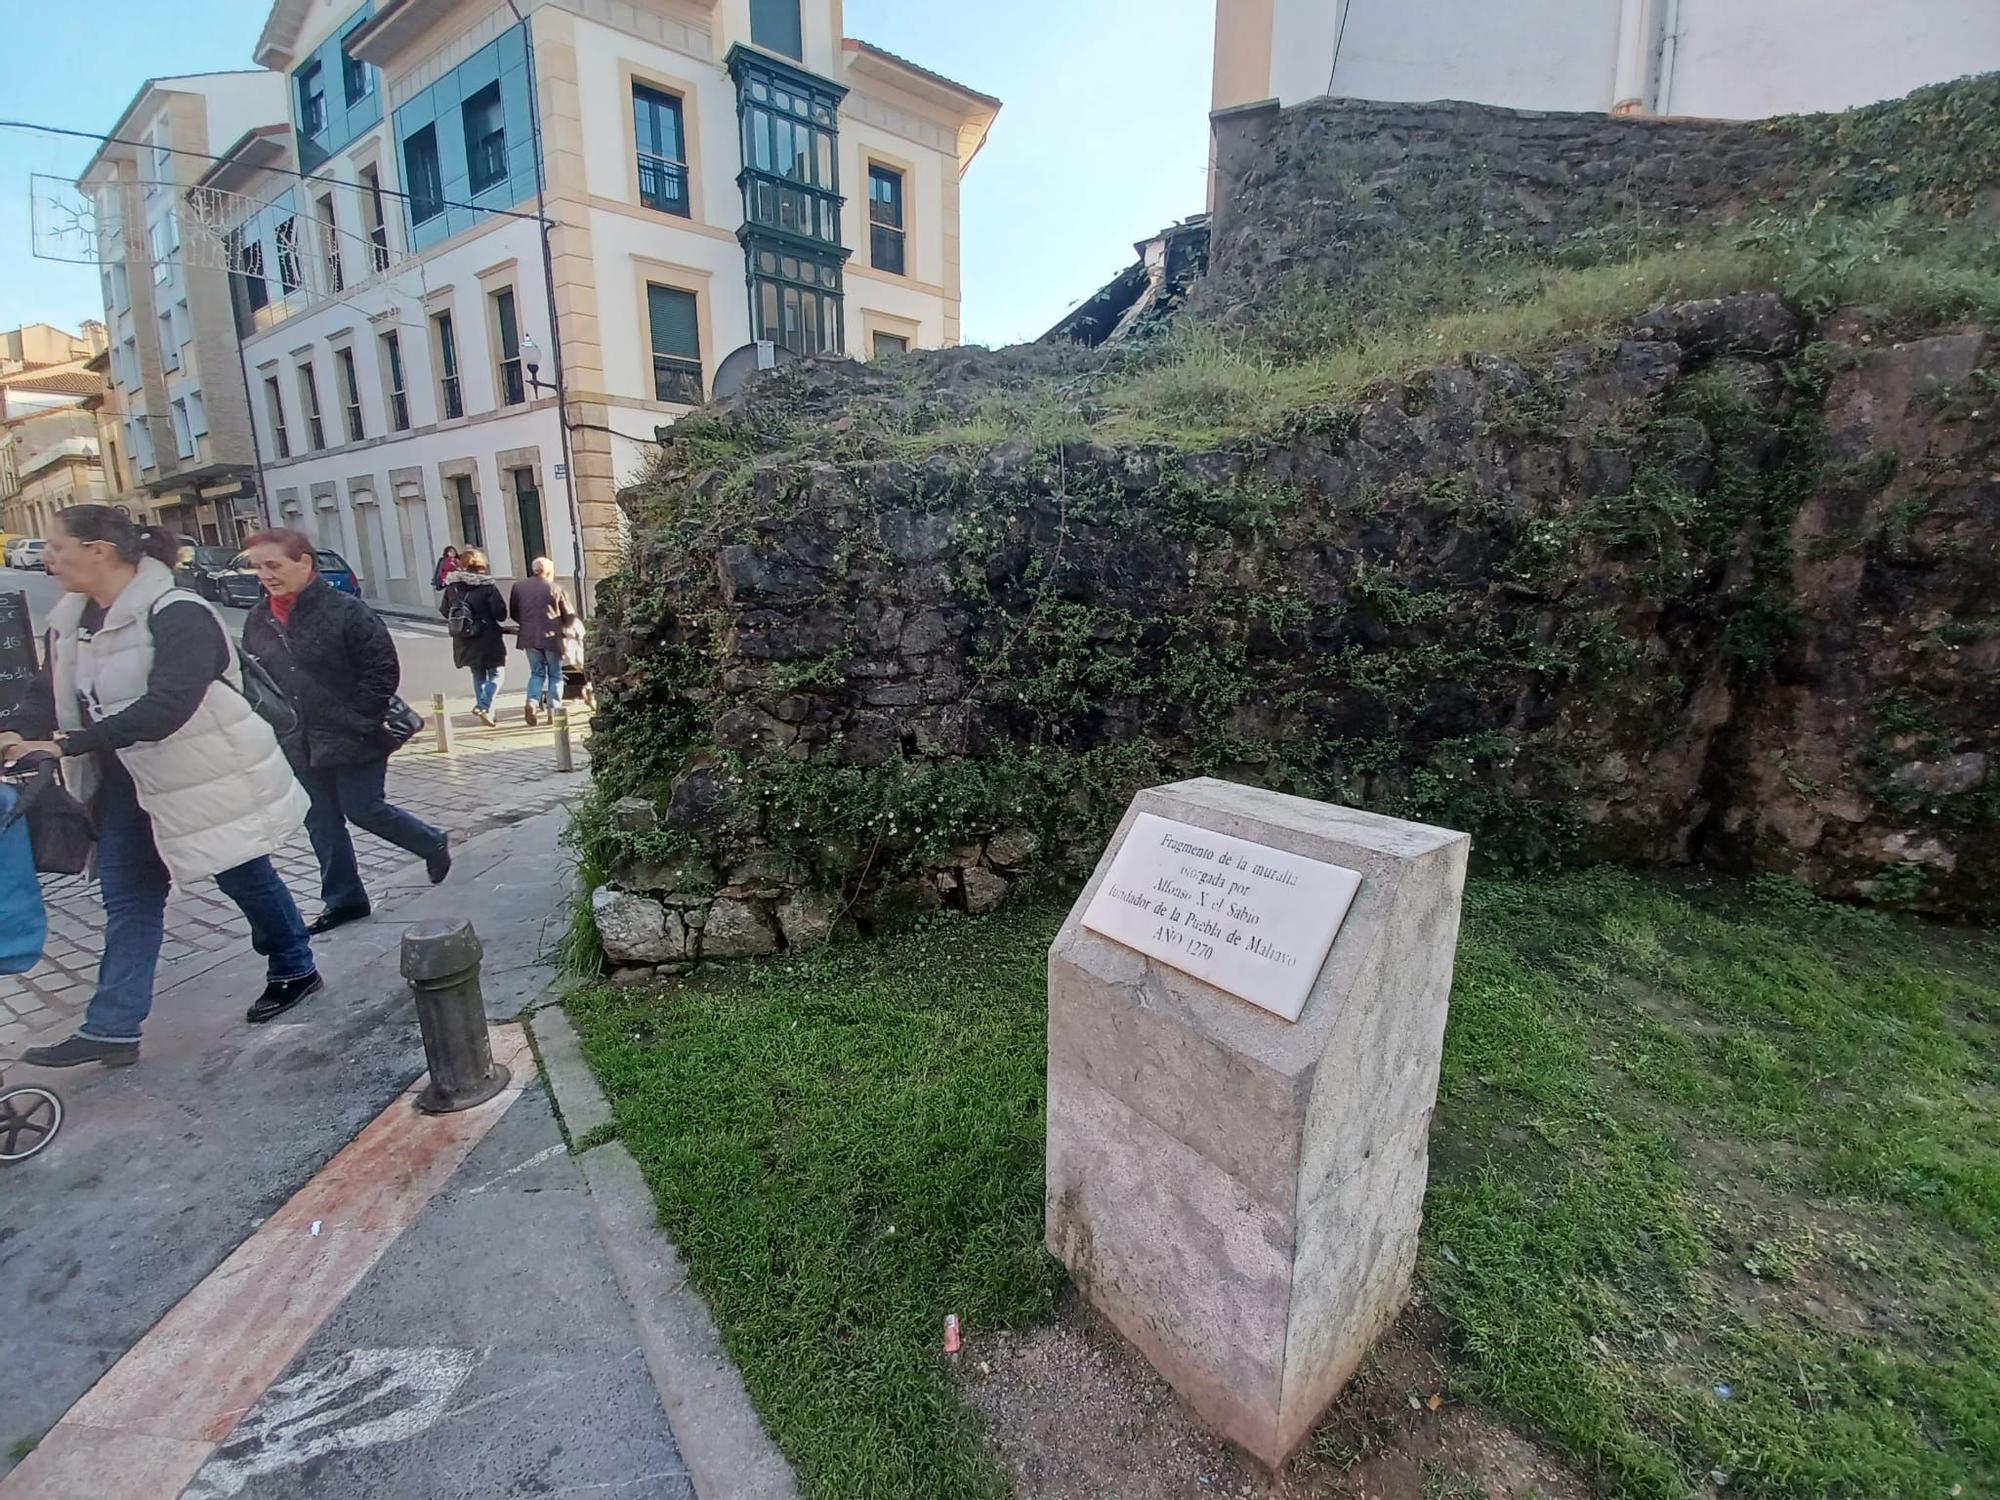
[731,50,846,248]
[633,84,689,216]
[647,284,703,404]
[749,243,843,356]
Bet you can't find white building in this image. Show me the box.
[1213,0,2000,120]
[208,0,999,610]
[78,72,291,545]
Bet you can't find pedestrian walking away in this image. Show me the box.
[431,543,460,593]
[1,506,321,1069]
[241,528,452,936]
[508,556,571,727]
[441,547,508,726]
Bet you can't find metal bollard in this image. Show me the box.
[552,704,575,773]
[432,692,453,755]
[401,918,509,1114]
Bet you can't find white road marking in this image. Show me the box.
[465,1142,566,1194]
[183,1347,478,1498]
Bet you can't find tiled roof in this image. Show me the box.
[842,39,1001,110]
[1,370,103,397]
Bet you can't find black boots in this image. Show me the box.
[21,1034,140,1069]
[246,972,325,1024]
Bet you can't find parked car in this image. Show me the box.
[176,544,240,601]
[11,539,47,572]
[215,548,361,608]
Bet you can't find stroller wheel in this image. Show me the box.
[0,1085,63,1162]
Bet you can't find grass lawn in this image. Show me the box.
[567,870,2000,1499]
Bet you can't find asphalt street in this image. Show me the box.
[1,564,528,708]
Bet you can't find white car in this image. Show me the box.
[7,537,45,570]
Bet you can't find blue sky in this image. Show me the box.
[0,0,1215,348]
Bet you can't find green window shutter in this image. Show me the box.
[749,0,803,58]
[647,284,699,360]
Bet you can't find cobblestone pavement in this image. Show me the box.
[1,704,592,1053]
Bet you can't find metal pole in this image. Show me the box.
[401,918,509,1114]
[552,703,574,773]
[432,692,452,754]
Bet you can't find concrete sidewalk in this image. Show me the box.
[0,806,793,1499]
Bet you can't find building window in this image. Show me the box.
[276,216,302,293]
[298,361,326,450]
[316,192,342,293]
[512,467,547,568]
[404,125,444,224]
[342,37,370,107]
[872,331,908,358]
[868,164,905,276]
[170,398,194,459]
[361,165,390,271]
[632,84,689,217]
[263,375,291,459]
[733,52,843,247]
[433,310,462,420]
[463,84,507,194]
[646,283,703,404]
[336,347,365,441]
[149,210,180,283]
[242,239,269,313]
[450,473,482,547]
[382,330,409,431]
[492,287,524,406]
[297,61,327,137]
[749,0,803,58]
[748,242,843,356]
[158,310,179,373]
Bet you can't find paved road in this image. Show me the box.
[0,564,540,707]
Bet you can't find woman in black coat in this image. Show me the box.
[439,547,509,727]
[242,529,451,933]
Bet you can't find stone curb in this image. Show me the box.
[531,1007,801,1500]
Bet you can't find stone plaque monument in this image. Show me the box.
[1046,777,1470,1466]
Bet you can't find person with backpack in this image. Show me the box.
[0,505,320,1068]
[440,547,508,727]
[241,528,451,935]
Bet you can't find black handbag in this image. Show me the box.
[383,695,424,748]
[13,755,94,876]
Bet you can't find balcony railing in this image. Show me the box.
[440,375,462,421]
[637,152,689,216]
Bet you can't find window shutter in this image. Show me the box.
[749,0,804,58]
[647,285,699,360]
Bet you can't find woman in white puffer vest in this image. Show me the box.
[1,506,322,1069]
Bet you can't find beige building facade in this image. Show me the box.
[215,0,997,609]
[78,72,290,547]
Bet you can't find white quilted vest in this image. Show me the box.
[47,558,308,883]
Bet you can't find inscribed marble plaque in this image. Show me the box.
[1080,810,1361,1021]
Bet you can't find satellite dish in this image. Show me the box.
[711,339,796,399]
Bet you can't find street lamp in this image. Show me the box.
[521,332,553,394]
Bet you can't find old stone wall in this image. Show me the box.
[1202,96,1808,325]
[580,296,1999,973]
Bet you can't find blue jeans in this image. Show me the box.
[523,648,561,708]
[471,667,501,712]
[299,758,447,915]
[81,768,315,1044]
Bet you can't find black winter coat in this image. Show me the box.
[243,578,402,769]
[440,574,509,673]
